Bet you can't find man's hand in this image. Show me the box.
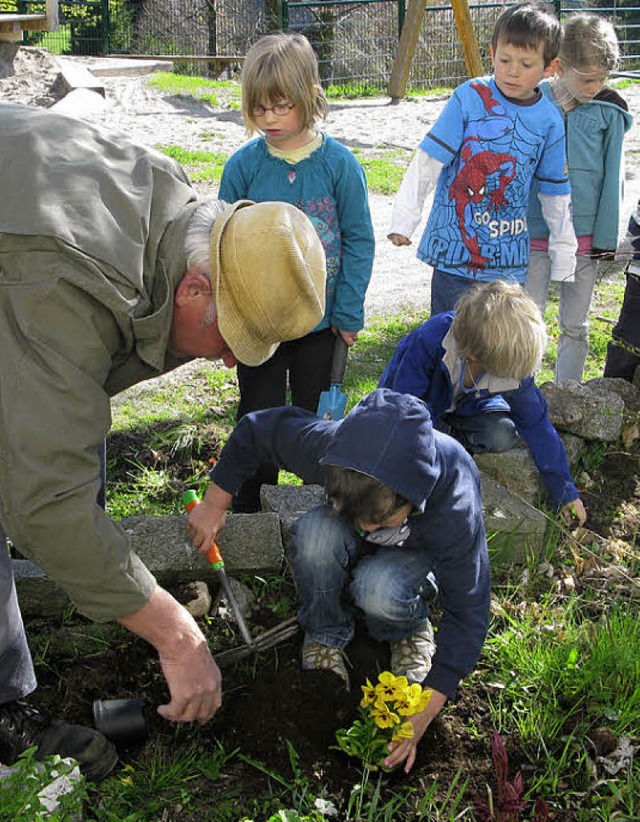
[383,688,447,773]
[156,631,222,723]
[388,232,411,246]
[562,497,587,527]
[118,587,222,724]
[186,483,232,552]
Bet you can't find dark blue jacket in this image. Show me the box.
[378,313,578,507]
[210,389,490,701]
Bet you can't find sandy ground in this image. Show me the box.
[3,47,640,318]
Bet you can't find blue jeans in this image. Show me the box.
[291,505,437,648]
[0,525,37,703]
[525,250,597,383]
[448,410,520,454]
[430,268,482,315]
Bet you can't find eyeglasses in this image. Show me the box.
[252,102,295,117]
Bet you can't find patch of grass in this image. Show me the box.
[160,145,229,185]
[610,78,640,90]
[485,595,640,756]
[342,311,425,404]
[147,72,241,109]
[0,746,86,821]
[352,146,412,195]
[406,85,453,97]
[325,83,386,98]
[91,740,239,821]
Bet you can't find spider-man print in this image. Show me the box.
[448,137,516,273]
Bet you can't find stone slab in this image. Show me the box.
[13,558,69,617]
[78,56,174,77]
[14,512,283,616]
[262,481,546,564]
[119,512,284,585]
[261,484,325,554]
[480,475,547,563]
[55,56,105,94]
[474,446,541,505]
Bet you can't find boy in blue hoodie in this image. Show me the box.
[186,389,490,774]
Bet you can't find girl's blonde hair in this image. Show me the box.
[241,32,328,134]
[452,281,547,379]
[560,13,620,73]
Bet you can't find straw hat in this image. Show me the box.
[209,200,326,366]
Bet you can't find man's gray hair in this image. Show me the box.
[184,199,228,273]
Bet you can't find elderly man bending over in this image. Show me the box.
[0,102,326,780]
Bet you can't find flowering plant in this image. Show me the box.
[334,671,432,770]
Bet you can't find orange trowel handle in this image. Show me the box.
[206,541,224,567]
[183,491,225,569]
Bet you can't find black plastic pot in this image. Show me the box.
[93,698,149,746]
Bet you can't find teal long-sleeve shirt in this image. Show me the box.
[219,134,375,332]
[529,82,633,250]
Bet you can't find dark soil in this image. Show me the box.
[23,433,640,821]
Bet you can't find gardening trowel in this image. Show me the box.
[316,336,349,420]
[182,490,299,666]
[182,489,254,648]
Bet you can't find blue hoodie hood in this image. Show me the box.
[319,389,437,512]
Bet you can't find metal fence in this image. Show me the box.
[4,0,640,90]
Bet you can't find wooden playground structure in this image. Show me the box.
[0,0,57,41]
[389,0,483,98]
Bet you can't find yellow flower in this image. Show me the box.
[375,671,405,702]
[370,699,400,729]
[360,678,376,708]
[413,687,433,713]
[391,721,414,742]
[394,683,432,716]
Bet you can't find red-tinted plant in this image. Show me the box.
[475,733,550,822]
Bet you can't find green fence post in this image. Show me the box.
[398,0,406,35]
[102,0,109,55]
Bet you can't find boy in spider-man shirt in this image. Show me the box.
[389,2,576,314]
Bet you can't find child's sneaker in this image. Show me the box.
[390,621,436,683]
[301,636,351,690]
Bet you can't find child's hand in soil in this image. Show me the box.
[562,497,587,527]
[383,688,447,773]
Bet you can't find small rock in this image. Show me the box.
[173,580,212,617]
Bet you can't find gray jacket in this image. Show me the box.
[0,103,199,619]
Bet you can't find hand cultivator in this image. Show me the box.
[182,490,299,666]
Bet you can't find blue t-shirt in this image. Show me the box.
[417,76,569,283]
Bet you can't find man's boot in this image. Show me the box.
[0,699,118,782]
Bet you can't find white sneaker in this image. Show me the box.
[301,636,350,690]
[390,621,436,683]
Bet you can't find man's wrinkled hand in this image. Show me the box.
[157,637,222,724]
